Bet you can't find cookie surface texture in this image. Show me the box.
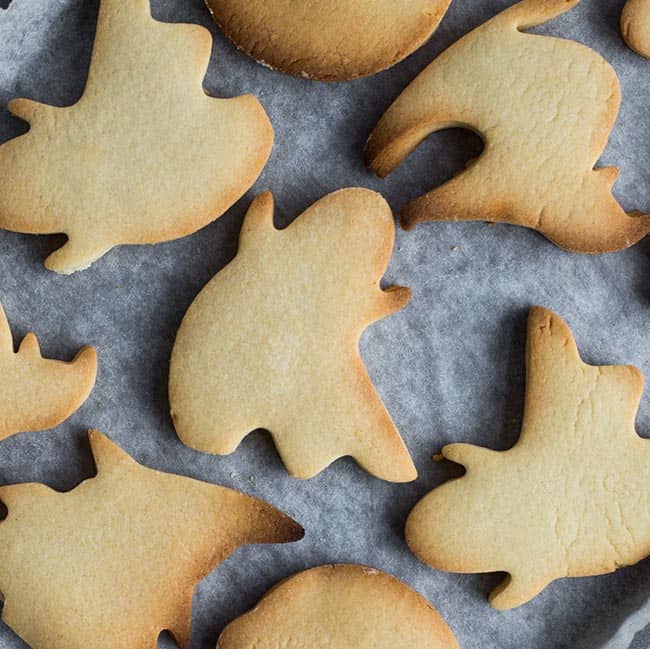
[216,564,459,649]
[366,0,650,253]
[621,0,650,57]
[406,306,650,610]
[0,301,96,441]
[169,189,416,482]
[204,0,453,81]
[0,0,273,274]
[0,430,303,649]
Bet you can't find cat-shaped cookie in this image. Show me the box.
[0,301,96,441]
[169,189,416,481]
[366,0,650,253]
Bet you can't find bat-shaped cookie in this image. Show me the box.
[0,301,96,441]
[366,0,650,253]
[406,307,650,609]
[204,0,454,81]
[0,0,273,273]
[169,189,416,482]
[621,0,650,57]
[0,430,303,649]
[217,564,459,649]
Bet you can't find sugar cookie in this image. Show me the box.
[0,301,96,441]
[216,565,459,649]
[204,0,453,81]
[169,190,416,482]
[0,430,303,649]
[621,0,650,58]
[0,0,273,273]
[366,0,650,253]
[406,307,650,609]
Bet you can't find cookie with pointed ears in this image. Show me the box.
[406,307,650,610]
[169,189,416,482]
[0,0,273,274]
[366,0,650,253]
[216,564,459,649]
[0,430,303,649]
[0,301,96,441]
[621,0,650,58]
[204,0,453,81]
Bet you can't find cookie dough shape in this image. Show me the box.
[204,0,453,81]
[0,301,96,441]
[366,0,650,253]
[621,0,650,58]
[0,0,273,274]
[406,307,650,610]
[216,565,459,649]
[0,430,303,649]
[169,189,416,482]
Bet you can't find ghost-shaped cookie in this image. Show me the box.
[204,0,454,81]
[366,0,650,253]
[0,0,273,273]
[169,189,416,482]
[216,565,459,649]
[0,430,303,649]
[0,301,96,441]
[621,0,650,57]
[406,307,650,609]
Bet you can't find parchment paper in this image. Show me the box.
[0,1,648,648]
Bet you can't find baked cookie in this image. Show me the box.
[0,301,96,441]
[204,0,453,81]
[366,0,650,253]
[621,0,650,58]
[169,190,416,482]
[0,0,273,273]
[216,565,459,649]
[406,307,650,610]
[0,430,303,649]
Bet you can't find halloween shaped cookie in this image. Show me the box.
[0,0,273,274]
[204,0,453,81]
[0,301,96,441]
[0,430,303,649]
[366,0,650,253]
[169,190,416,482]
[406,307,650,610]
[621,0,650,57]
[216,565,459,649]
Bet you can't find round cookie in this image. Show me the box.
[621,0,650,58]
[216,565,459,649]
[204,0,454,81]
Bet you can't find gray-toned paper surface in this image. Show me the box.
[0,1,648,648]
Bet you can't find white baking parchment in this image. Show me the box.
[0,1,648,648]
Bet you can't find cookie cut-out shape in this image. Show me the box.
[204,0,453,81]
[216,564,459,649]
[0,430,303,649]
[0,0,273,274]
[621,0,650,58]
[0,301,96,441]
[169,189,416,482]
[366,0,650,253]
[406,307,650,610]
